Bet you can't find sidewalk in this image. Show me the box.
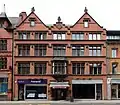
[0,100,120,104]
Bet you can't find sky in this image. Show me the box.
[0,0,119,30]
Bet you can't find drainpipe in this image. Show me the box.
[11,28,15,100]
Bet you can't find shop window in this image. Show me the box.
[0,78,8,93]
[34,45,46,56]
[18,45,30,56]
[18,63,30,74]
[72,63,85,75]
[35,32,46,40]
[34,63,46,74]
[0,40,7,50]
[89,63,102,75]
[72,46,84,56]
[112,63,118,74]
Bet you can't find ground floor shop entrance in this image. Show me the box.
[51,88,67,100]
[111,84,120,99]
[72,80,102,100]
[73,84,95,99]
[50,82,69,100]
[17,79,47,100]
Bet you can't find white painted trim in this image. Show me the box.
[72,80,103,84]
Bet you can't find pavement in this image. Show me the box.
[0,100,120,104]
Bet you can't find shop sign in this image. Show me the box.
[17,79,47,84]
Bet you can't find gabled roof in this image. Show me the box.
[71,8,102,28]
[16,11,48,28]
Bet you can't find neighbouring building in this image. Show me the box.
[13,7,107,101]
[0,11,13,100]
[107,31,120,100]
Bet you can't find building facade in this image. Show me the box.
[0,11,13,100]
[13,7,107,101]
[107,31,120,100]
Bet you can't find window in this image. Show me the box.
[18,32,30,39]
[72,46,84,56]
[0,78,8,93]
[34,45,46,56]
[52,62,67,74]
[34,63,46,74]
[112,63,118,74]
[53,45,66,56]
[35,32,46,40]
[0,58,7,69]
[53,33,65,40]
[72,33,84,40]
[84,20,88,27]
[89,46,101,56]
[18,45,30,56]
[89,63,102,75]
[72,63,85,74]
[107,36,120,40]
[112,48,117,58]
[18,63,30,74]
[0,40,7,50]
[89,34,101,40]
[30,21,35,27]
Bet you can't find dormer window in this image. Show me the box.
[30,21,35,27]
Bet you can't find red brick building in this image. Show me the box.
[0,11,13,100]
[13,7,107,100]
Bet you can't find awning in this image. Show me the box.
[50,82,69,89]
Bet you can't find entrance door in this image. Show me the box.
[52,88,67,100]
[111,84,118,99]
[18,84,24,100]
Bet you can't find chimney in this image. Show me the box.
[19,12,27,23]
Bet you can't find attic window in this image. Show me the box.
[30,20,35,27]
[84,20,88,28]
[29,17,36,27]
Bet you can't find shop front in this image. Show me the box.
[17,79,47,100]
[50,82,69,100]
[107,78,120,99]
[72,79,103,100]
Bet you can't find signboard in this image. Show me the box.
[17,79,47,84]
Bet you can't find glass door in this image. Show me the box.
[111,84,118,99]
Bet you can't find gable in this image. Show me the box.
[16,12,48,31]
[71,12,103,31]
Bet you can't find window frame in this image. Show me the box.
[72,63,85,75]
[34,62,46,74]
[34,45,46,56]
[89,63,102,75]
[18,63,30,75]
[53,33,66,40]
[53,45,66,56]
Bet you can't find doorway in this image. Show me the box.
[51,88,67,100]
